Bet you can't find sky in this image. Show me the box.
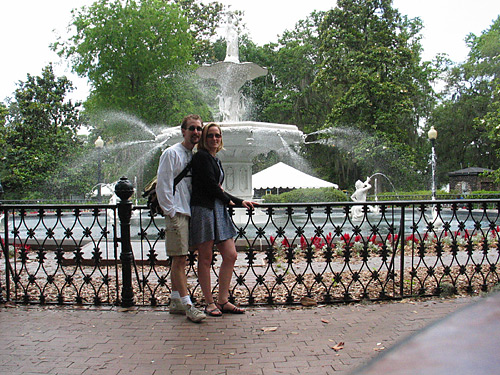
[1,0,500,103]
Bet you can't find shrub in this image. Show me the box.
[262,187,349,203]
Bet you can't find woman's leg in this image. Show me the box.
[197,240,216,304]
[215,238,238,304]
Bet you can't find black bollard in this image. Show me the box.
[115,176,135,307]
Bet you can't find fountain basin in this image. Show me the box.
[155,121,304,200]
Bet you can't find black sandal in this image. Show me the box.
[217,301,245,314]
[204,303,222,317]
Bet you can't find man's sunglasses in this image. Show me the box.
[206,133,222,139]
[187,126,203,132]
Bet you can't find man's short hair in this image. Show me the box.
[181,114,203,129]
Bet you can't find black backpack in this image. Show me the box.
[142,162,191,216]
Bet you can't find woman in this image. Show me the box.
[190,122,256,316]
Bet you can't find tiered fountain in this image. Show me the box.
[155,11,303,200]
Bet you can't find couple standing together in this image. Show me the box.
[156,114,256,323]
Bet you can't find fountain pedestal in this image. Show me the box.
[218,121,303,200]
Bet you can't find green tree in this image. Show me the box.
[482,82,500,181]
[53,0,210,124]
[317,0,435,140]
[310,0,436,189]
[260,11,331,131]
[0,65,86,199]
[429,15,500,184]
[174,0,226,64]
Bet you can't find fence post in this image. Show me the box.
[399,204,405,298]
[115,176,135,307]
[0,203,4,304]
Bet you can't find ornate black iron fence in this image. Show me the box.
[1,181,499,307]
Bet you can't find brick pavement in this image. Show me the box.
[0,296,477,375]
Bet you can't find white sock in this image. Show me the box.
[171,291,180,300]
[181,295,192,307]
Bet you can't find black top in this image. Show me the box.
[191,148,244,209]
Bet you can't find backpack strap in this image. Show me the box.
[173,161,192,195]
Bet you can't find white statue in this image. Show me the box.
[195,10,267,122]
[351,177,372,220]
[224,12,239,63]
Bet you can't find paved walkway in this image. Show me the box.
[0,296,485,374]
[353,291,500,375]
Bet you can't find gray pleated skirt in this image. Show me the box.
[190,199,237,246]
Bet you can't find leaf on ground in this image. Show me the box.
[300,297,317,307]
[261,326,278,332]
[1,302,17,308]
[331,342,344,351]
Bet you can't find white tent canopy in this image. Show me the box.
[252,162,338,191]
[90,183,115,197]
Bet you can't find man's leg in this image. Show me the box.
[169,255,188,314]
[171,255,188,297]
[166,214,205,322]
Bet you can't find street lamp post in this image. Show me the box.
[94,136,104,203]
[428,126,438,200]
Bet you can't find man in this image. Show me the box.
[156,114,206,322]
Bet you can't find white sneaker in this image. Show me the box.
[169,298,187,315]
[186,305,206,323]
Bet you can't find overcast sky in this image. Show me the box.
[1,0,500,103]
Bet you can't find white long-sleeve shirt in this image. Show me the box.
[156,142,192,218]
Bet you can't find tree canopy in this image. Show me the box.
[247,0,438,189]
[52,0,217,124]
[0,65,87,199]
[429,15,500,184]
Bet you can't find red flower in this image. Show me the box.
[326,232,333,246]
[300,235,307,249]
[406,234,419,243]
[310,236,325,248]
[387,234,398,242]
[281,237,290,248]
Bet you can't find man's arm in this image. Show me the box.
[156,149,177,218]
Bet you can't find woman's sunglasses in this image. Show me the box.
[206,133,222,139]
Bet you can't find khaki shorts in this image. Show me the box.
[165,213,190,257]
